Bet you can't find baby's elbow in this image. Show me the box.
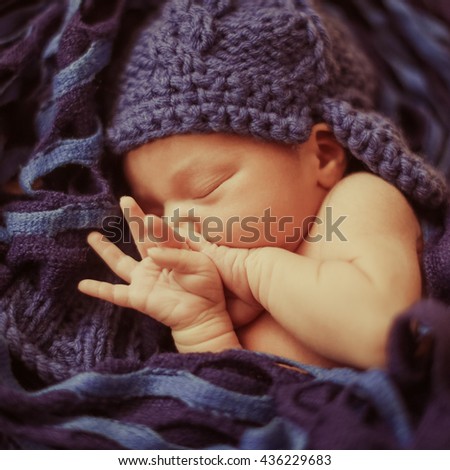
[347,306,394,370]
[354,296,417,370]
[355,276,421,370]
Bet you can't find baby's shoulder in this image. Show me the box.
[316,171,421,243]
[302,171,422,261]
[326,171,402,205]
[324,171,418,224]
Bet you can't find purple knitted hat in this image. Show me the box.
[106,0,448,209]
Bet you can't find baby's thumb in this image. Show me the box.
[177,226,250,291]
[178,225,214,253]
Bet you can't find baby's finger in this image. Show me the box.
[182,227,217,255]
[87,231,137,283]
[148,215,189,249]
[120,196,190,253]
[120,196,156,258]
[174,223,203,249]
[78,279,130,308]
[147,246,206,274]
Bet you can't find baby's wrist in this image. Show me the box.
[172,307,241,353]
[244,246,281,306]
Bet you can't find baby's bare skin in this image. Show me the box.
[78,127,422,369]
[236,171,422,368]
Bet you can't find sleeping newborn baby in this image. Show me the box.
[79,127,422,369]
[78,0,445,370]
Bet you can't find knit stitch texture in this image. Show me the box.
[0,0,449,449]
[106,0,448,210]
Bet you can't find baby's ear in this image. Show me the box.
[311,123,347,189]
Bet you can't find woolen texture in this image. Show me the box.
[106,0,448,210]
[0,0,449,449]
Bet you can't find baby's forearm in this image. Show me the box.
[245,248,395,368]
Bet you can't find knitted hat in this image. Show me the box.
[106,0,448,209]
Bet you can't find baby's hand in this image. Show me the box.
[78,197,240,353]
[184,234,264,327]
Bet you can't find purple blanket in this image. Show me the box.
[0,0,449,449]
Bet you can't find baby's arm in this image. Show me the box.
[78,197,241,353]
[245,172,422,368]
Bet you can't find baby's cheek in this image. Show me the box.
[194,199,309,249]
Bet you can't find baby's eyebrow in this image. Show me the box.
[172,162,196,181]
[171,164,200,192]
[168,145,241,192]
[171,155,218,183]
[171,160,235,197]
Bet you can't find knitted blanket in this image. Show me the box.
[0,0,449,449]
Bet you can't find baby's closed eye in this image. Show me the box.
[192,173,234,199]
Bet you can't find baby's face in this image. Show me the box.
[124,133,329,250]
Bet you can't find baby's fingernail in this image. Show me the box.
[120,195,135,207]
[78,280,87,291]
[87,231,101,243]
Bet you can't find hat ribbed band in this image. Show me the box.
[107,100,315,154]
